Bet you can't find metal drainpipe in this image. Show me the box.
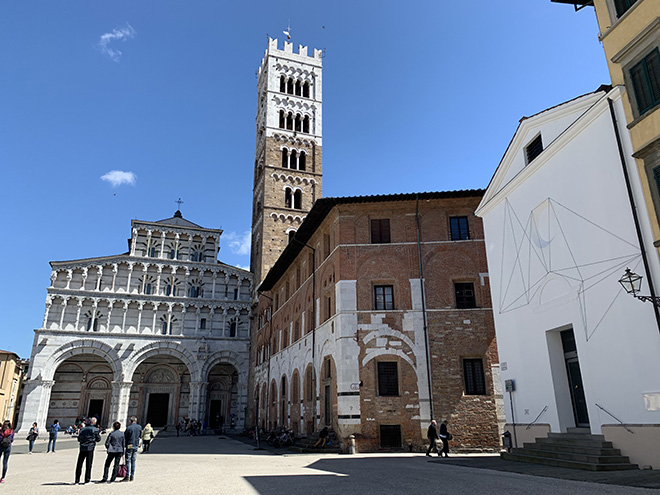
[607,97,660,332]
[416,195,434,421]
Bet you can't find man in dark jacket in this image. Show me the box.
[426,420,440,457]
[124,417,142,482]
[74,417,101,484]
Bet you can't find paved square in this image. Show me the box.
[0,434,657,494]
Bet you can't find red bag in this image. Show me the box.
[117,464,128,478]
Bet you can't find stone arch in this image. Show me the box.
[42,339,123,381]
[200,350,245,379]
[126,341,199,382]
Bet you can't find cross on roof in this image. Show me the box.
[175,198,184,209]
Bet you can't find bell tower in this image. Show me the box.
[250,38,323,285]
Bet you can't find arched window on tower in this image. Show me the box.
[295,114,302,132]
[286,112,293,130]
[288,230,296,244]
[287,78,294,94]
[303,115,310,133]
[285,188,292,209]
[290,150,298,170]
[295,80,302,96]
[294,190,302,210]
[303,81,310,98]
[299,151,306,171]
[280,75,286,93]
[281,149,288,168]
[279,110,285,129]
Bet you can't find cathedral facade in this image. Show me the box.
[18,211,252,432]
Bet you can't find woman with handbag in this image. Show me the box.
[0,420,15,483]
[27,422,39,454]
[101,422,125,483]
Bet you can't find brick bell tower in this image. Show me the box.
[250,37,323,286]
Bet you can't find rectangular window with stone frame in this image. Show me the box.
[374,285,394,310]
[370,219,391,244]
[463,358,487,395]
[377,361,399,397]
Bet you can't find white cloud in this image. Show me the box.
[101,170,136,187]
[235,264,250,271]
[225,231,251,256]
[97,23,136,62]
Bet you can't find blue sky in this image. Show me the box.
[0,1,609,357]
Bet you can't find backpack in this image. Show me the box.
[49,424,57,436]
[0,435,10,448]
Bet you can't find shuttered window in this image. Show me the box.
[377,362,399,396]
[463,358,487,395]
[630,49,660,115]
[370,219,391,244]
[525,134,543,164]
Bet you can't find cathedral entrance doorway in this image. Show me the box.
[129,355,191,428]
[206,363,237,430]
[146,393,170,427]
[49,353,114,428]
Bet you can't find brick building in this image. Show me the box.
[251,191,503,452]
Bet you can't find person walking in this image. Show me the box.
[27,422,39,454]
[74,417,101,485]
[101,422,125,483]
[0,420,15,483]
[141,423,154,453]
[123,416,142,482]
[46,419,60,453]
[439,419,451,458]
[425,420,440,457]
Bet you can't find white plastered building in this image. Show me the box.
[475,85,660,467]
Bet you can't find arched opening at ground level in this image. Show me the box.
[206,363,238,431]
[128,355,191,428]
[48,354,114,428]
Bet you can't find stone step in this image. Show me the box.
[511,447,632,464]
[536,437,613,448]
[523,442,622,456]
[502,452,639,471]
[547,432,605,441]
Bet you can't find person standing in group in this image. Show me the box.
[101,422,125,483]
[0,420,15,483]
[439,419,451,458]
[425,420,440,457]
[141,423,154,453]
[124,416,142,482]
[27,422,39,454]
[46,419,60,453]
[74,417,101,485]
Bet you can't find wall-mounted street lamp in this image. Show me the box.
[619,268,660,306]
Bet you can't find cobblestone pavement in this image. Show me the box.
[1,434,659,494]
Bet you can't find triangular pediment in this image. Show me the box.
[477,89,608,215]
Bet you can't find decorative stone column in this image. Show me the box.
[188,381,208,422]
[130,228,138,256]
[109,381,133,425]
[17,379,55,433]
[42,298,52,329]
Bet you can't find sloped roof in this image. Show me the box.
[259,190,484,291]
[153,210,203,228]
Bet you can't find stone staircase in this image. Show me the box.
[502,428,638,471]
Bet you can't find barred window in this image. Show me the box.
[455,282,476,309]
[377,362,399,396]
[463,358,487,395]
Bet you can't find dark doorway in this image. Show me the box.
[561,329,589,427]
[209,400,224,430]
[380,425,402,448]
[87,399,104,422]
[146,393,169,427]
